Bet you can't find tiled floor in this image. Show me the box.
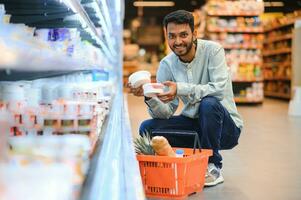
[126,94,301,200]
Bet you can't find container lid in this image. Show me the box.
[175,149,184,154]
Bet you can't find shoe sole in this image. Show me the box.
[204,176,224,187]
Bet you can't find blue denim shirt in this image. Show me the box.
[145,39,243,129]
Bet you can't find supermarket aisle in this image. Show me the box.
[126,94,301,200]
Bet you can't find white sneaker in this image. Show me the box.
[204,163,224,187]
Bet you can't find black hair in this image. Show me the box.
[163,10,194,32]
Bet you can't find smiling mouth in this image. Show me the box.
[174,46,185,50]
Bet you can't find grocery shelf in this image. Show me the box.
[234,97,263,103]
[79,93,144,200]
[207,27,263,33]
[0,0,142,199]
[0,0,116,62]
[230,61,263,65]
[205,0,264,18]
[0,40,94,71]
[264,20,296,32]
[264,91,290,99]
[232,78,263,82]
[264,34,292,44]
[262,48,292,56]
[205,1,264,105]
[222,43,262,49]
[81,0,116,57]
[207,11,262,17]
[80,113,109,200]
[0,70,88,81]
[58,0,116,59]
[262,14,299,101]
[263,62,291,68]
[264,77,291,81]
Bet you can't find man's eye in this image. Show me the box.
[180,33,188,37]
[168,35,175,39]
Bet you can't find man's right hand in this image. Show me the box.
[126,82,144,97]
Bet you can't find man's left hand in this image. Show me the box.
[157,81,177,103]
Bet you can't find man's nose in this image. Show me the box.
[174,36,182,45]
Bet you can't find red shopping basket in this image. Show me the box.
[136,148,212,199]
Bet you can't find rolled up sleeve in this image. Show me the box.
[145,61,179,119]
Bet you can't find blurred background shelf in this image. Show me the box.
[222,43,262,49]
[262,48,292,56]
[262,13,300,100]
[205,1,264,104]
[234,97,263,103]
[232,78,264,82]
[207,27,263,33]
[264,77,291,81]
[264,91,291,99]
[263,61,291,68]
[264,33,292,43]
[264,19,298,32]
[207,11,262,17]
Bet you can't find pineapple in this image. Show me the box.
[134,131,155,155]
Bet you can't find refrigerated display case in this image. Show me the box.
[0,0,144,199]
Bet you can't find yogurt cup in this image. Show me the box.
[128,70,151,88]
[143,83,164,97]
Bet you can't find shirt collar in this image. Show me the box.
[178,40,200,68]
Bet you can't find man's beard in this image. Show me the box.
[171,39,194,57]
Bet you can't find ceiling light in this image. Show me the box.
[133,1,175,7]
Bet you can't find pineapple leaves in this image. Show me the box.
[134,131,155,155]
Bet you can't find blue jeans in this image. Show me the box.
[139,96,241,168]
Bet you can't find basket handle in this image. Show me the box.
[192,132,202,154]
[150,130,202,154]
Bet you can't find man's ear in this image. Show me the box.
[193,29,197,40]
[163,27,167,39]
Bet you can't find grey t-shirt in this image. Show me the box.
[145,39,243,129]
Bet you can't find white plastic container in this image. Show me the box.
[2,84,25,113]
[0,164,73,200]
[41,84,57,104]
[79,103,94,115]
[175,149,184,158]
[22,114,36,129]
[62,134,91,154]
[0,110,10,160]
[142,83,164,97]
[63,103,78,115]
[55,84,75,101]
[25,87,41,108]
[128,70,151,88]
[2,84,25,102]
